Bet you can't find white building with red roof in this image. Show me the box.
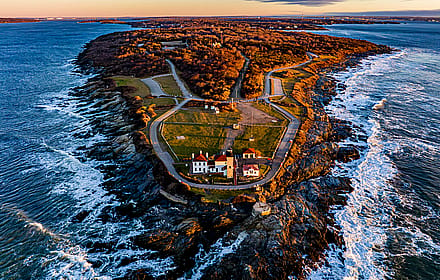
[191,151,234,178]
[243,148,256,159]
[243,164,260,177]
[191,151,208,174]
[208,154,228,176]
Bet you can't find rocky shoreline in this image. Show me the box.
[72,30,392,279]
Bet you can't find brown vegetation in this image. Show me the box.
[77,18,391,101]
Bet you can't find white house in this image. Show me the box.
[243,164,260,177]
[191,152,233,178]
[243,148,256,159]
[191,152,208,174]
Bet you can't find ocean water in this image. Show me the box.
[308,23,440,279]
[0,21,174,279]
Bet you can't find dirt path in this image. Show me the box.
[238,103,278,125]
[221,103,280,152]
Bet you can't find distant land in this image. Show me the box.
[0,18,41,23]
[0,15,439,25]
[327,9,440,18]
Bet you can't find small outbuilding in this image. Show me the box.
[243,148,256,159]
[243,164,259,177]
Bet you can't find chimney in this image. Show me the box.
[192,153,194,159]
[200,150,202,155]
[206,152,209,159]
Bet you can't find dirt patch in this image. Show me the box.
[221,103,279,152]
[238,103,278,125]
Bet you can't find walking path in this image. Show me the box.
[149,55,315,190]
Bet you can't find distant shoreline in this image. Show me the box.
[0,18,41,24]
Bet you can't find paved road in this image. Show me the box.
[264,52,315,97]
[166,59,193,98]
[270,78,283,96]
[149,55,315,190]
[231,53,250,100]
[141,74,171,97]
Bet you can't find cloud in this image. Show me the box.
[327,9,440,16]
[248,0,344,7]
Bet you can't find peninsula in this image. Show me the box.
[76,17,392,279]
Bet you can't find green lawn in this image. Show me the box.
[162,123,227,160]
[233,125,286,158]
[281,104,305,120]
[165,107,241,126]
[153,75,183,96]
[112,76,151,98]
[144,97,176,107]
[190,188,255,203]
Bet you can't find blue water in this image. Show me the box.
[0,21,439,279]
[308,23,440,279]
[0,21,168,279]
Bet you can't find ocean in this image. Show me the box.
[0,21,163,279]
[0,21,438,279]
[308,22,440,280]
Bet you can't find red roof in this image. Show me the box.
[243,164,259,171]
[193,154,207,162]
[243,148,256,154]
[214,154,227,162]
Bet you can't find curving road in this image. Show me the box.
[166,59,194,98]
[264,52,315,98]
[149,56,315,190]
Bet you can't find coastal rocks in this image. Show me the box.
[199,176,350,280]
[287,142,338,182]
[330,118,353,141]
[133,229,178,253]
[337,145,360,162]
[252,202,271,216]
[176,218,202,236]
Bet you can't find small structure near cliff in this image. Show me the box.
[252,202,271,216]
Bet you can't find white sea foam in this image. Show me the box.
[308,52,404,280]
[34,83,178,279]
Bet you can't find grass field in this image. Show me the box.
[162,123,227,160]
[112,76,151,98]
[233,125,286,158]
[280,104,305,120]
[153,75,183,96]
[165,107,241,125]
[144,97,176,107]
[190,188,255,203]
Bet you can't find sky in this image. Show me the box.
[2,0,440,17]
